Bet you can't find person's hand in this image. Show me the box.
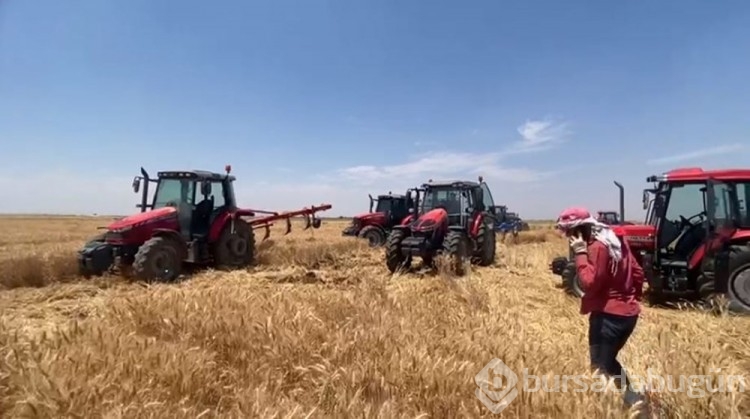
[569,233,587,254]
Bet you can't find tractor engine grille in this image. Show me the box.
[105,232,125,243]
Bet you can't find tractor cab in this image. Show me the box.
[416,178,496,228]
[640,168,750,311]
[492,205,509,221]
[597,211,621,225]
[370,192,413,226]
[131,165,235,240]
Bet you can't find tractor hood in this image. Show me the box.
[612,223,656,250]
[107,207,178,232]
[353,211,386,225]
[411,208,448,232]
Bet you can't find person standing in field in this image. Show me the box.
[555,207,647,409]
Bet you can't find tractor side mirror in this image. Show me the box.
[132,177,141,193]
[201,180,212,196]
[642,190,649,210]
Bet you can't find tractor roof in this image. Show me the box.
[649,167,750,183]
[422,180,480,189]
[157,170,236,181]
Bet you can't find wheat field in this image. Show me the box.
[0,216,748,418]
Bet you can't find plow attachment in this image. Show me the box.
[245,204,331,241]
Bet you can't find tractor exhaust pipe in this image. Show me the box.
[614,181,624,223]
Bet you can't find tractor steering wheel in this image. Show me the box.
[678,211,706,229]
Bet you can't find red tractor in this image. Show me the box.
[341,191,415,247]
[550,167,750,314]
[385,177,497,275]
[77,165,332,282]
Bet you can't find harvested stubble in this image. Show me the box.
[0,216,748,418]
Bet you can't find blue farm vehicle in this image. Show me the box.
[492,205,530,237]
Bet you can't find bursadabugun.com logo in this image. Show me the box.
[474,358,519,413]
[475,358,747,413]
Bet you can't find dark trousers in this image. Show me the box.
[588,312,638,389]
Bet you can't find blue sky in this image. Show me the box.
[1,0,749,218]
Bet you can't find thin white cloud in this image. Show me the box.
[646,143,746,165]
[335,150,552,189]
[513,118,570,152]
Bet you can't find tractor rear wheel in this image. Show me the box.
[722,246,750,314]
[385,229,410,273]
[443,230,469,276]
[214,218,255,269]
[359,225,386,247]
[697,246,750,314]
[132,236,182,282]
[562,260,584,298]
[472,222,496,266]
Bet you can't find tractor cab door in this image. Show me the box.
[701,179,739,260]
[696,179,740,292]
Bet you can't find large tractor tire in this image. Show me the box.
[561,260,584,298]
[472,222,496,266]
[132,236,183,282]
[699,245,750,314]
[443,230,470,276]
[727,247,750,314]
[214,218,255,270]
[385,229,410,273]
[359,225,387,247]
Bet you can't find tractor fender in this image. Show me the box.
[151,229,188,259]
[470,213,484,237]
[208,212,233,242]
[393,224,411,233]
[209,211,258,242]
[400,214,415,225]
[689,235,750,271]
[731,230,750,242]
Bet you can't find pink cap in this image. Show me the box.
[555,207,592,230]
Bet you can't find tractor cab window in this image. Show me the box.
[480,183,495,208]
[209,181,226,208]
[153,179,195,209]
[736,182,750,227]
[657,182,706,252]
[421,188,466,215]
[391,198,409,217]
[375,198,393,213]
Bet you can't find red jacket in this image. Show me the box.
[575,239,644,316]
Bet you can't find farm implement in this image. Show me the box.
[342,191,415,247]
[77,165,332,282]
[550,168,750,314]
[385,177,498,275]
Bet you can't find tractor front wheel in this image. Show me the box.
[132,236,182,282]
[561,261,584,297]
[359,225,387,247]
[385,229,410,273]
[214,218,255,270]
[443,230,469,276]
